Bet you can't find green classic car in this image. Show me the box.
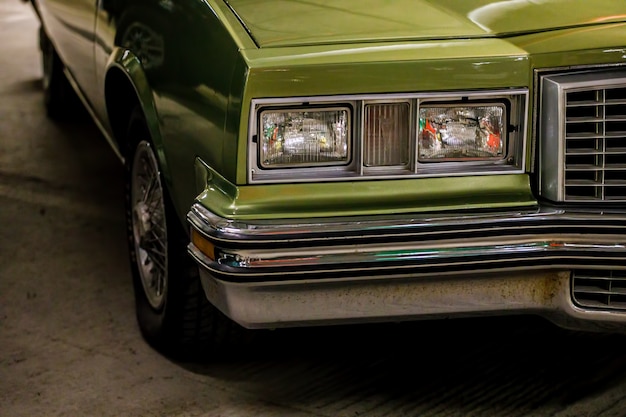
[28,0,626,355]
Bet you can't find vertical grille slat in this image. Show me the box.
[540,68,626,202]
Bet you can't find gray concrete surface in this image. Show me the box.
[3,1,626,416]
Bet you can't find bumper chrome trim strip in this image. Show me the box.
[188,203,626,244]
[188,204,626,278]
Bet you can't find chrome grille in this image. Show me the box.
[565,87,626,200]
[540,68,626,202]
[572,269,626,311]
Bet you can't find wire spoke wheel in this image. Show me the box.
[124,108,252,358]
[130,141,168,310]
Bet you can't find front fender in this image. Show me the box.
[104,47,171,185]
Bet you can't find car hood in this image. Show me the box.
[225,0,626,48]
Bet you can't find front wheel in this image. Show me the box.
[125,108,247,359]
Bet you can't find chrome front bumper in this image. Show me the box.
[187,204,626,331]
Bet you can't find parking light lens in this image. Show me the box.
[364,102,410,167]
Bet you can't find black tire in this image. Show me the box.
[39,26,81,120]
[124,107,246,359]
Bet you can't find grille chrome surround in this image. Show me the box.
[539,68,626,202]
[572,269,626,311]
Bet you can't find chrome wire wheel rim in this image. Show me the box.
[131,141,168,310]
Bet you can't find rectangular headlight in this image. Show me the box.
[418,104,505,161]
[259,108,350,168]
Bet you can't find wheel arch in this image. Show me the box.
[104,47,171,184]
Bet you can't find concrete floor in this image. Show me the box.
[3,1,626,416]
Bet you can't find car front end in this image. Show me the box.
[187,0,626,332]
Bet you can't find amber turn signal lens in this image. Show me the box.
[191,229,215,261]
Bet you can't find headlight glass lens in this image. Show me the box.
[260,108,350,168]
[418,104,505,161]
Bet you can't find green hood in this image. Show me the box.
[225,0,626,47]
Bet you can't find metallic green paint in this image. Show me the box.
[231,24,626,186]
[225,0,626,47]
[33,0,626,224]
[106,48,162,159]
[234,41,530,184]
[513,23,626,64]
[195,158,535,220]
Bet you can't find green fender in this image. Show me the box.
[104,47,171,187]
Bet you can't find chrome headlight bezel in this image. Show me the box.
[248,90,528,184]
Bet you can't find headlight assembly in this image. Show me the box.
[418,103,506,161]
[260,108,350,168]
[250,90,527,183]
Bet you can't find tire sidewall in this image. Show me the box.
[124,109,183,351]
[123,108,247,359]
